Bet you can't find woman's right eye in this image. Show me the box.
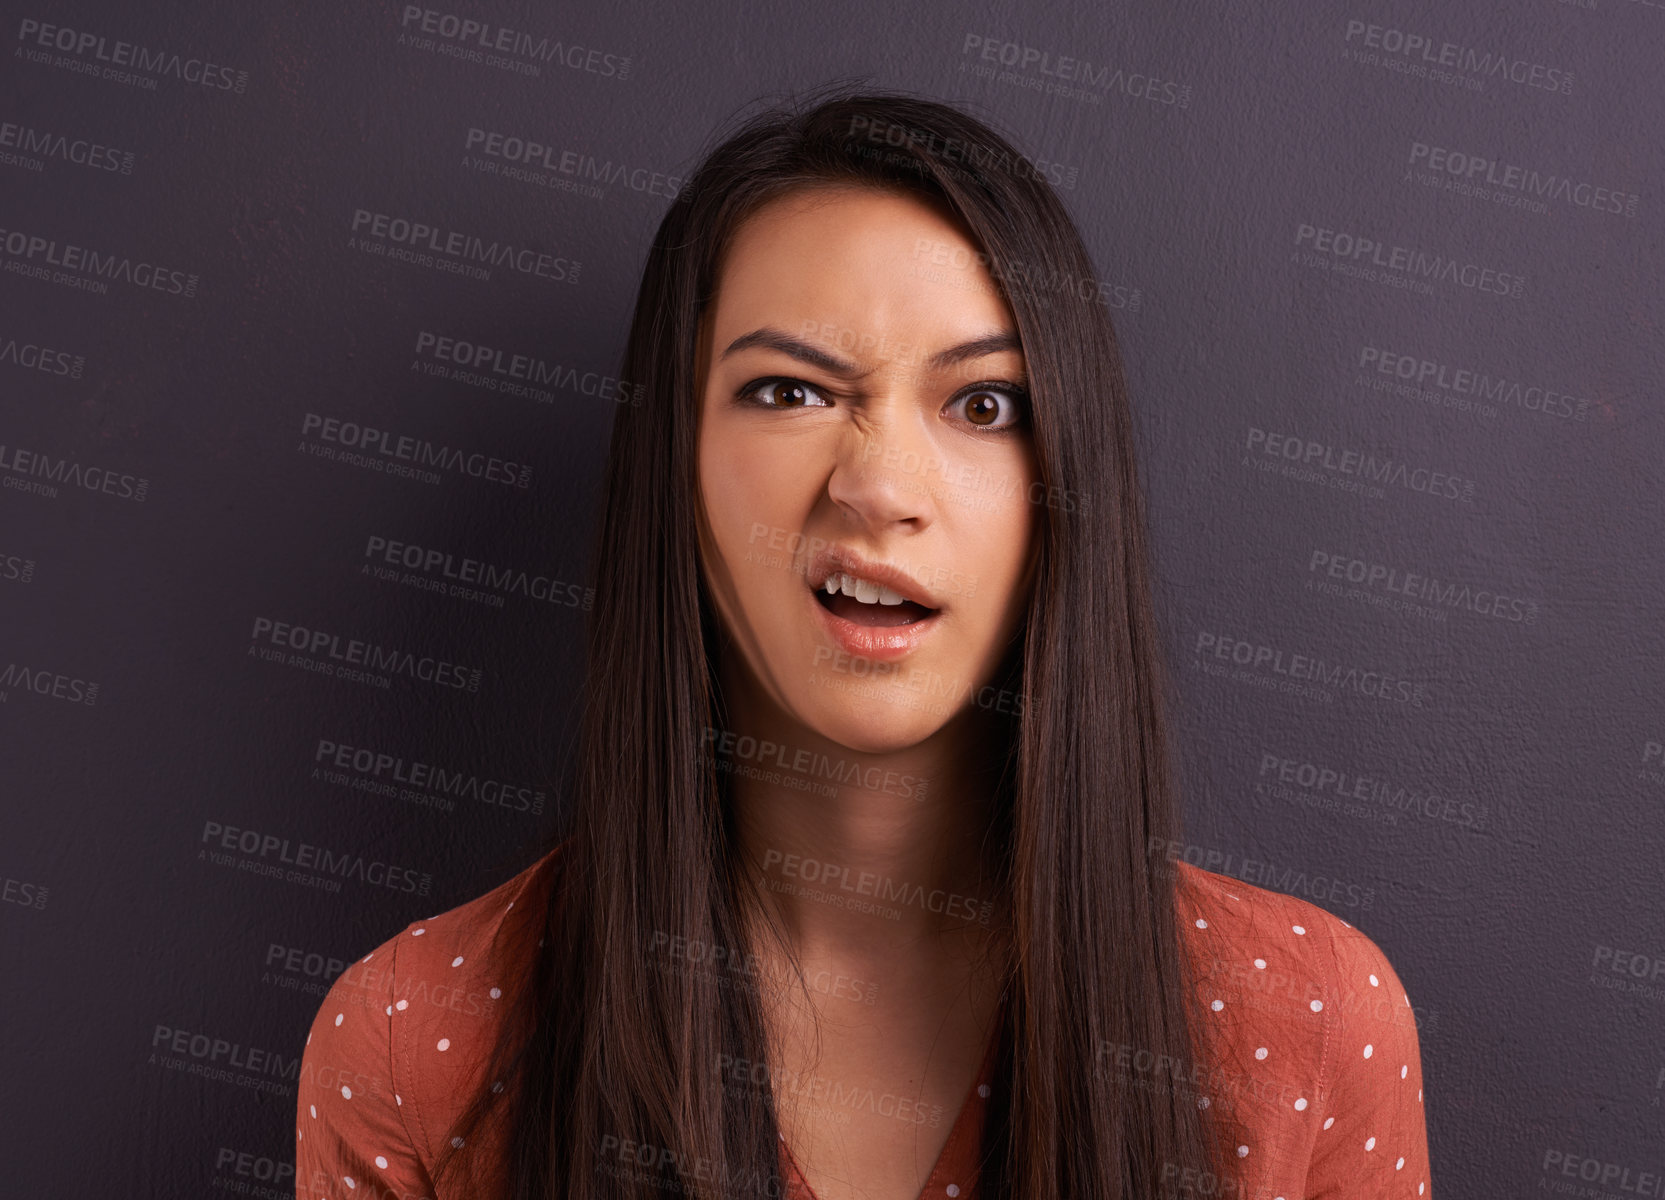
[737,378,832,409]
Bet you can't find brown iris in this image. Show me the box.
[964,391,1000,426]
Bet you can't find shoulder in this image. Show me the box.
[1171,862,1431,1187]
[1174,858,1406,982]
[297,842,565,1177]
[1173,859,1421,1042]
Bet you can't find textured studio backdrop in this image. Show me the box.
[2,1,1663,1196]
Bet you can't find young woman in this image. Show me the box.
[296,87,1432,1200]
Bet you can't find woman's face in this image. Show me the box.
[695,185,1039,754]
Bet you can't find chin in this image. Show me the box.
[795,689,951,755]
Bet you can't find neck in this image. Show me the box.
[716,656,1010,966]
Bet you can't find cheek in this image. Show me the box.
[702,435,816,584]
[964,489,1038,614]
[706,456,762,552]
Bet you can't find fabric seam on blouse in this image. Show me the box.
[390,928,438,1181]
[1305,921,1342,1194]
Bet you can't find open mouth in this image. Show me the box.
[812,572,938,628]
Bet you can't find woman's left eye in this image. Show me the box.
[947,385,1028,431]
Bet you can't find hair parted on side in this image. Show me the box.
[428,79,1236,1200]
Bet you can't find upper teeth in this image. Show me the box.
[822,571,909,606]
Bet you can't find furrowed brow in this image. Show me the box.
[926,331,1023,372]
[721,326,1023,379]
[720,328,863,376]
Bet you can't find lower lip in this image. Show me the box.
[808,587,943,662]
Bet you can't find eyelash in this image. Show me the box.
[733,375,1031,433]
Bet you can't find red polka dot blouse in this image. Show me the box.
[296,844,1432,1199]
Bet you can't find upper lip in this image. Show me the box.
[805,545,943,610]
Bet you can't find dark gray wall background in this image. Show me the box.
[3,1,1662,1196]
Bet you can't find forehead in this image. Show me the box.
[706,185,1019,354]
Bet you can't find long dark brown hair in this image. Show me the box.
[431,83,1234,1199]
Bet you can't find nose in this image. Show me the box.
[824,400,938,531]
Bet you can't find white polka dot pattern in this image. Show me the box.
[295,851,555,1199]
[1174,860,1432,1199]
[293,843,1434,1200]
[1258,863,1433,1200]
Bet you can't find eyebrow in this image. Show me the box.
[719,326,1023,377]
